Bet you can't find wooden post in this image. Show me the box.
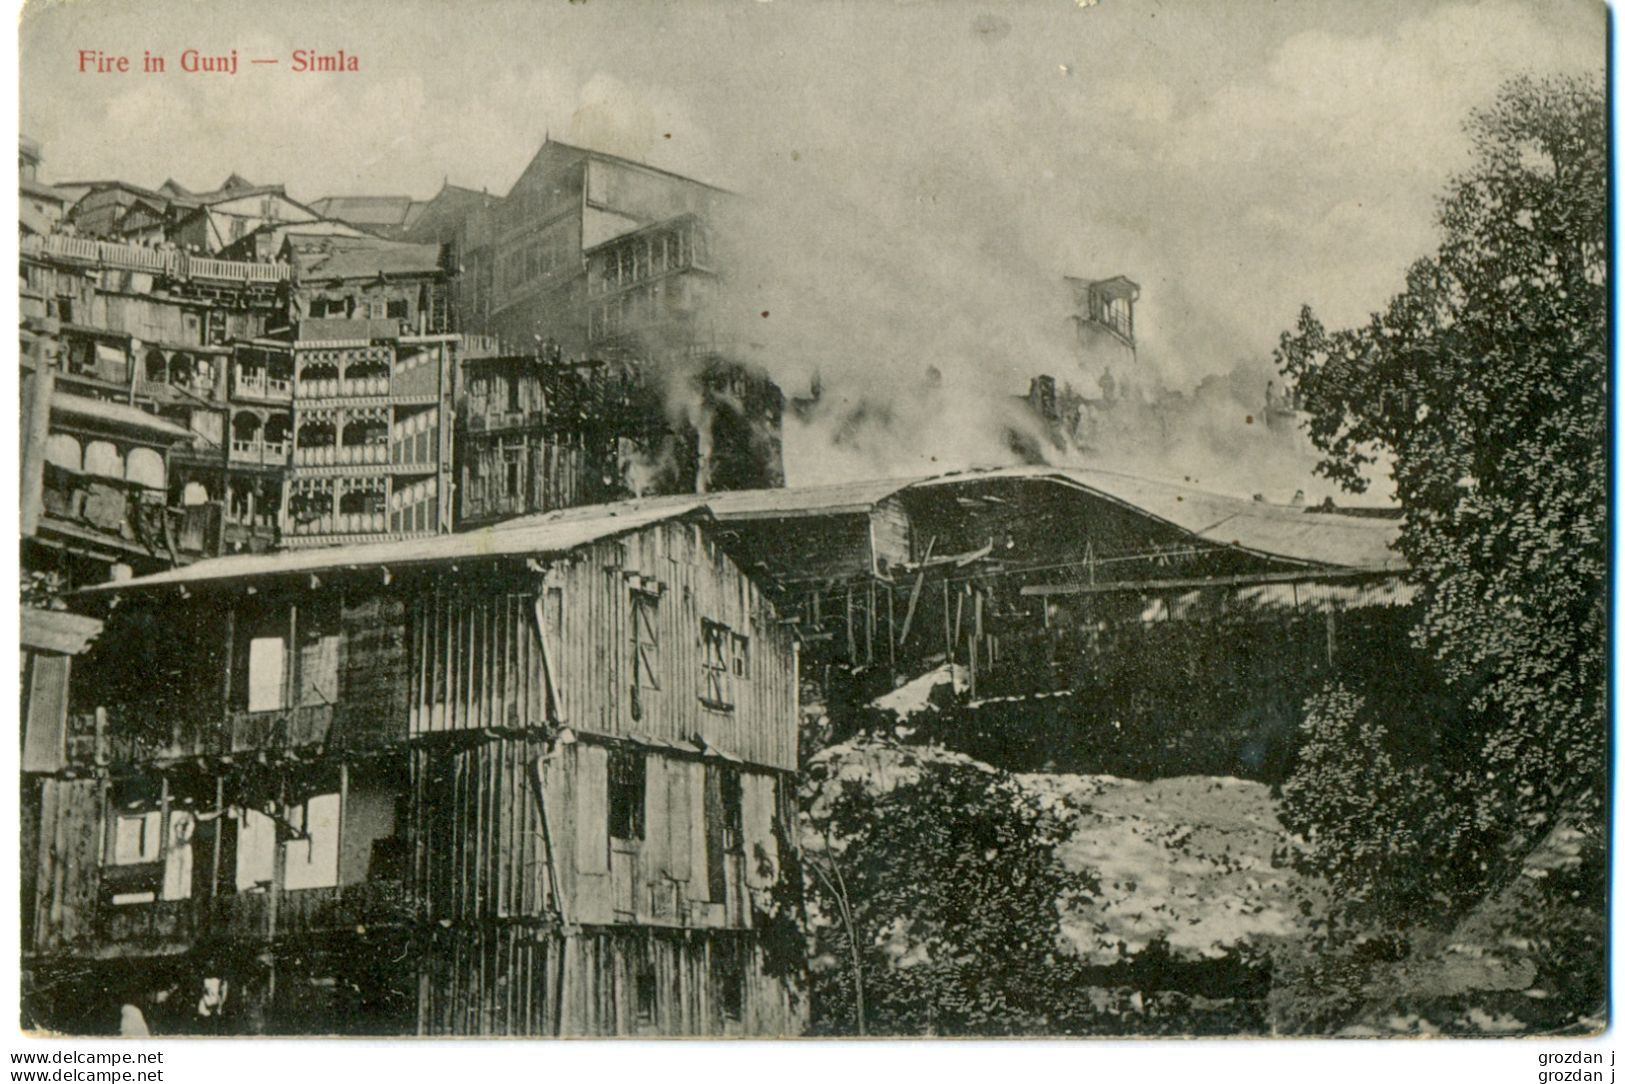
[210,775,223,899]
[844,587,855,662]
[886,586,895,674]
[865,582,875,666]
[156,774,171,900]
[335,762,349,888]
[942,582,952,665]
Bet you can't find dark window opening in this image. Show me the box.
[721,767,743,854]
[386,299,408,320]
[715,939,744,1024]
[700,620,733,710]
[635,951,658,1027]
[630,588,661,720]
[608,748,645,841]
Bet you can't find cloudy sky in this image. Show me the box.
[19,0,1604,493]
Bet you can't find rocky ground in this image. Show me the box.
[803,701,1599,1036]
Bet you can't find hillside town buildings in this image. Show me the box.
[18,131,1422,1038]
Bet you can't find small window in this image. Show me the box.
[246,636,286,712]
[700,620,733,711]
[608,748,645,842]
[504,452,522,498]
[112,811,163,865]
[635,952,658,1028]
[731,632,750,680]
[721,768,743,854]
[283,792,341,891]
[386,299,408,320]
[715,939,744,1024]
[630,589,661,711]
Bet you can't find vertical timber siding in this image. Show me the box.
[542,520,798,771]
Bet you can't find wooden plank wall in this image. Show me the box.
[410,736,554,925]
[417,926,805,1037]
[407,733,788,935]
[543,520,799,771]
[407,588,549,735]
[559,742,784,930]
[407,732,804,1036]
[29,777,105,954]
[869,497,914,575]
[335,593,410,749]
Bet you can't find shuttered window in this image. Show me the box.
[608,747,646,842]
[700,620,731,710]
[630,588,661,720]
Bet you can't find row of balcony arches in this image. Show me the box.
[231,411,292,446]
[43,433,165,489]
[143,348,217,391]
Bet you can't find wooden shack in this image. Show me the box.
[24,505,805,1036]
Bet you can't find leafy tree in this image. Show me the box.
[800,748,1095,1035]
[1273,73,1605,1022]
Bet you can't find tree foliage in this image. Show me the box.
[1275,73,1607,892]
[800,750,1095,1035]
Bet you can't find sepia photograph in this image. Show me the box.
[12,0,1609,1045]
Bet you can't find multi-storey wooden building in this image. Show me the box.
[24,506,805,1036]
[237,319,459,549]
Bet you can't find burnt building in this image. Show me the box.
[442,140,784,509]
[492,467,1418,779]
[24,506,805,1036]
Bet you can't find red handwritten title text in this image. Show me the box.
[77,49,360,75]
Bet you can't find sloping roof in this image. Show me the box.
[193,184,291,207]
[79,504,710,594]
[400,183,501,242]
[57,179,170,202]
[50,391,195,440]
[493,478,915,532]
[512,138,733,199]
[310,195,417,226]
[909,466,1405,571]
[20,177,67,203]
[495,466,1403,571]
[19,202,53,236]
[287,235,442,278]
[21,607,104,655]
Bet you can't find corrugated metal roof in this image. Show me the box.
[289,236,441,278]
[21,607,104,654]
[492,478,914,532]
[908,466,1405,571]
[310,196,416,226]
[51,392,194,440]
[497,467,1402,571]
[79,504,708,593]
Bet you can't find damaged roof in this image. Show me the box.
[286,235,443,279]
[496,466,1404,571]
[493,477,915,528]
[911,466,1406,571]
[79,504,710,594]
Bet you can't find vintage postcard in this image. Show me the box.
[14,0,1608,1045]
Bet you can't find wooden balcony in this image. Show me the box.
[229,439,289,466]
[65,704,336,767]
[233,373,293,402]
[84,881,413,953]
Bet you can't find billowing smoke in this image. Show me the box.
[700,179,1384,505]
